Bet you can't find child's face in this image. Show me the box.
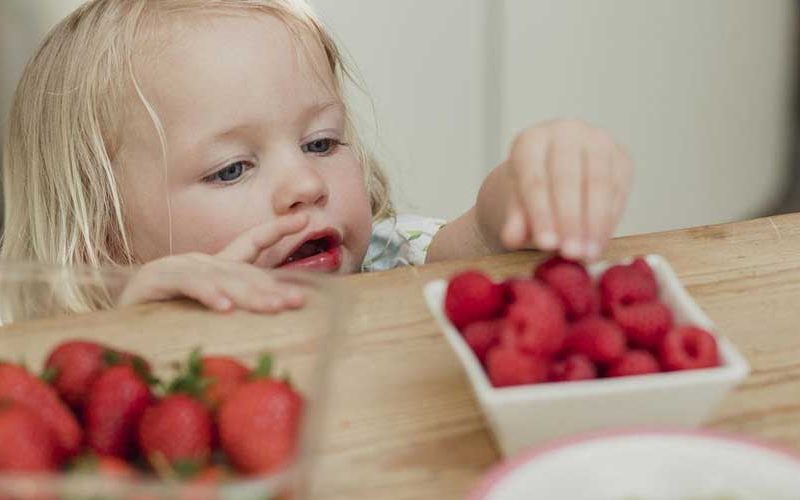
[116,13,373,273]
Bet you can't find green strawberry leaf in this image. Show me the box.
[40,366,59,384]
[172,459,203,479]
[252,353,274,379]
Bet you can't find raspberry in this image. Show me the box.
[599,259,658,312]
[505,301,566,356]
[504,279,562,310]
[659,326,719,371]
[445,271,504,330]
[548,354,597,382]
[485,344,548,388]
[607,350,660,377]
[463,320,502,363]
[612,301,674,349]
[565,316,626,364]
[534,256,599,321]
[631,257,656,283]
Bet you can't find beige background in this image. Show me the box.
[1,0,796,235]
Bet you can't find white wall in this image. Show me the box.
[500,0,797,235]
[310,0,491,220]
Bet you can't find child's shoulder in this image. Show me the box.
[361,214,446,272]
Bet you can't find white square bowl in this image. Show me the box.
[423,254,750,457]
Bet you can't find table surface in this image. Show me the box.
[2,212,800,499]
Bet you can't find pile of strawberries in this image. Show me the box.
[445,256,720,388]
[0,340,303,485]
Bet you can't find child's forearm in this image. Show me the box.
[426,163,511,263]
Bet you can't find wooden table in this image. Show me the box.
[2,213,800,499]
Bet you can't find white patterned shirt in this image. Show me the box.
[361,214,447,272]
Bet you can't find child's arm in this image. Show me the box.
[117,214,310,313]
[427,119,633,263]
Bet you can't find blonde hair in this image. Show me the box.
[1,0,392,322]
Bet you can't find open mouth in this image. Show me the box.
[279,232,343,272]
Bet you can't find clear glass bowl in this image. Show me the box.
[0,261,347,499]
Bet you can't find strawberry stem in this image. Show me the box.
[252,354,273,379]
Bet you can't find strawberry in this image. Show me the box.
[612,301,674,349]
[607,350,661,377]
[200,357,249,410]
[599,259,658,312]
[169,349,250,411]
[486,342,548,387]
[138,394,213,470]
[462,319,503,364]
[0,363,82,459]
[191,465,230,484]
[548,353,597,382]
[534,257,599,321]
[218,358,303,475]
[445,271,504,330]
[564,316,627,364]
[44,340,150,413]
[70,454,137,479]
[85,365,153,459]
[659,326,720,371]
[0,400,60,471]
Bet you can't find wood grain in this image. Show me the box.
[2,213,800,499]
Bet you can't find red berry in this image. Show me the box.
[218,379,304,475]
[505,302,566,356]
[599,259,658,312]
[138,394,213,468]
[565,317,627,364]
[463,320,502,363]
[485,344,548,387]
[659,326,719,371]
[0,401,60,471]
[504,279,561,309]
[45,340,105,411]
[631,257,656,283]
[612,301,674,349]
[445,271,504,330]
[548,354,597,382]
[85,365,153,459]
[0,363,82,460]
[71,454,137,479]
[534,257,599,321]
[607,350,661,377]
[200,356,250,409]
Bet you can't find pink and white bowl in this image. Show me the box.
[468,428,800,500]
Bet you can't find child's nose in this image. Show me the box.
[272,164,329,214]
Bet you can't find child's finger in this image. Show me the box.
[550,142,583,258]
[583,146,613,261]
[217,213,309,262]
[606,146,635,241]
[510,133,558,250]
[501,197,529,250]
[212,263,306,313]
[118,271,232,312]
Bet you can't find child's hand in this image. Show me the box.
[499,119,633,260]
[117,214,310,313]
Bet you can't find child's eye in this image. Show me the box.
[301,138,345,155]
[205,161,252,183]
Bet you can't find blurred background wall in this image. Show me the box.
[1,0,797,237]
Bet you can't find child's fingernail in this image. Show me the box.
[538,232,558,249]
[216,297,232,310]
[563,239,582,257]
